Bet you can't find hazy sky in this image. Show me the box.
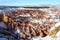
[0,0,60,6]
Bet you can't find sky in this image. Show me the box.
[0,0,60,6]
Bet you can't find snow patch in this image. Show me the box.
[55,22,60,27]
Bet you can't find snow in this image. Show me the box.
[42,18,46,23]
[32,37,41,40]
[31,19,42,24]
[16,14,30,17]
[32,35,60,40]
[54,19,60,22]
[55,22,60,27]
[49,19,53,22]
[50,22,60,31]
[32,36,54,40]
[56,31,60,37]
[50,27,55,31]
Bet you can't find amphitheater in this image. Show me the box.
[0,6,60,40]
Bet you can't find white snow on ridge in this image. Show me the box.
[55,22,60,27]
[56,31,60,37]
[50,27,55,31]
[32,35,60,40]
